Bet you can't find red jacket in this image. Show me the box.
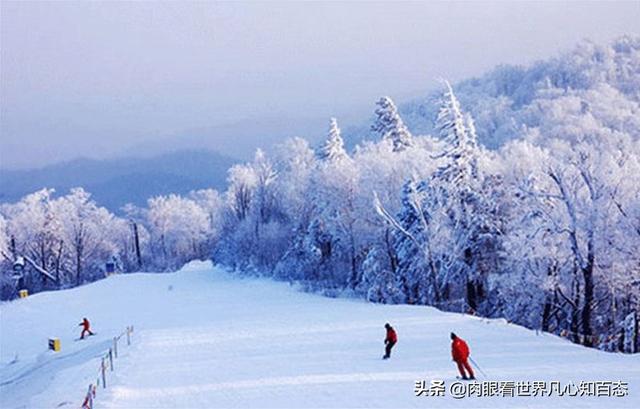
[386,327,397,343]
[81,319,90,330]
[451,337,470,362]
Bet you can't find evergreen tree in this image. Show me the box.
[318,118,348,162]
[433,81,479,186]
[429,82,503,314]
[371,97,413,152]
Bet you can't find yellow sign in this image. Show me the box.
[48,338,61,352]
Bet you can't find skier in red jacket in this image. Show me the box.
[451,332,475,379]
[383,323,397,359]
[79,318,94,339]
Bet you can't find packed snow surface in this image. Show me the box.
[1,261,638,408]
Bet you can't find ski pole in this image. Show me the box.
[469,356,488,378]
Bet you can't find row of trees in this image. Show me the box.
[2,83,638,353]
[213,85,639,353]
[0,188,222,298]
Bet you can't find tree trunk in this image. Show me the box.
[55,240,64,289]
[76,249,82,286]
[542,300,552,332]
[10,236,16,259]
[542,266,557,332]
[133,222,142,270]
[349,226,358,288]
[571,278,581,344]
[581,239,595,347]
[466,280,477,313]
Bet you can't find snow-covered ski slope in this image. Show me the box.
[1,261,638,408]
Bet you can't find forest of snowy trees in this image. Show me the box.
[1,36,639,353]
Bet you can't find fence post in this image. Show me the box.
[80,326,134,408]
[101,358,106,389]
[83,384,93,409]
[88,384,94,409]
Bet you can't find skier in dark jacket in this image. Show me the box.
[451,332,475,379]
[79,318,94,339]
[383,323,397,359]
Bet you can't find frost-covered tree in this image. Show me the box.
[371,96,413,152]
[226,163,257,222]
[55,188,118,286]
[189,189,224,253]
[274,137,316,225]
[272,138,318,281]
[308,152,360,287]
[252,149,279,226]
[1,189,65,287]
[542,136,638,347]
[361,245,404,303]
[427,83,503,313]
[217,149,287,271]
[400,36,640,150]
[433,81,479,185]
[501,131,640,348]
[1,188,141,295]
[146,194,210,269]
[318,118,348,162]
[386,179,436,305]
[122,203,151,270]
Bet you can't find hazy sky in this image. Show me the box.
[1,1,638,169]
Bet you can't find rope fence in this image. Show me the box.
[81,325,134,409]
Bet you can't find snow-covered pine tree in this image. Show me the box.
[371,97,413,152]
[433,82,479,186]
[318,118,348,162]
[429,82,502,314]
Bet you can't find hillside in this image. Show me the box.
[1,261,638,408]
[0,150,237,211]
[344,36,640,149]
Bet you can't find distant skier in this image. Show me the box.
[79,318,94,339]
[383,323,397,359]
[451,332,475,380]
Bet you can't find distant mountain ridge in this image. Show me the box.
[0,150,237,212]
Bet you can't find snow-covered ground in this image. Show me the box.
[1,261,638,408]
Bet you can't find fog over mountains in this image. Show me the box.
[0,150,235,212]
